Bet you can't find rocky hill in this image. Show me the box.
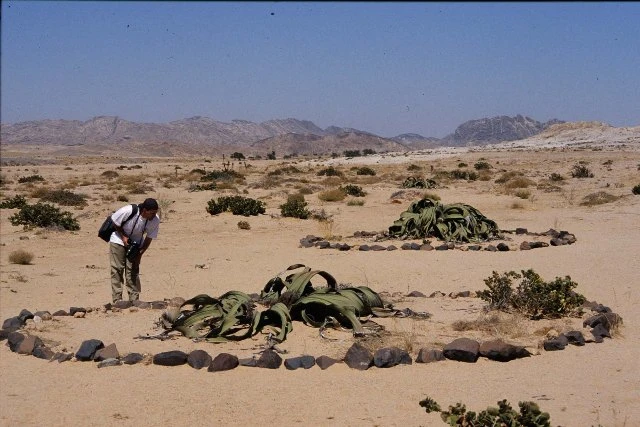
[443,115,564,145]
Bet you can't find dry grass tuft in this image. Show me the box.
[580,191,619,206]
[9,249,34,265]
[451,311,528,339]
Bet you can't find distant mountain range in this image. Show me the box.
[0,114,564,156]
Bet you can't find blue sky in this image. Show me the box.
[1,2,638,138]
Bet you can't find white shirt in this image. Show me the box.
[109,204,160,246]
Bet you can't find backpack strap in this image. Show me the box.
[122,204,139,226]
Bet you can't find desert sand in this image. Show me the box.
[1,131,639,426]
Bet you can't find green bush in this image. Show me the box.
[343,150,362,157]
[402,177,437,189]
[38,189,88,206]
[474,161,492,170]
[422,398,551,427]
[340,184,366,197]
[206,196,265,216]
[201,169,244,182]
[280,194,310,219]
[9,203,80,230]
[237,220,251,230]
[18,174,45,184]
[355,166,376,176]
[363,148,376,156]
[188,182,216,192]
[0,195,28,209]
[317,166,343,177]
[477,269,586,319]
[632,184,640,195]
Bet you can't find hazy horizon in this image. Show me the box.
[1,2,639,138]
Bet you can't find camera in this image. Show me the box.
[125,240,141,261]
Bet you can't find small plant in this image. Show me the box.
[100,170,119,180]
[0,195,28,209]
[571,164,594,178]
[280,194,310,219]
[514,189,531,199]
[549,172,565,182]
[340,184,366,197]
[267,166,302,176]
[457,162,468,168]
[317,167,343,177]
[402,176,437,189]
[421,191,441,201]
[448,170,478,181]
[117,195,129,202]
[18,174,45,184]
[206,196,266,217]
[474,161,492,170]
[317,188,347,202]
[188,182,216,192]
[431,399,551,426]
[579,191,619,206]
[346,198,365,206]
[355,166,376,176]
[8,249,34,265]
[632,184,640,195]
[237,220,251,230]
[407,164,422,172]
[418,397,441,413]
[201,169,244,182]
[230,152,245,160]
[38,189,88,207]
[9,202,80,231]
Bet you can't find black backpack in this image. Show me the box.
[98,204,139,242]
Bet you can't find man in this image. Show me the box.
[109,198,160,303]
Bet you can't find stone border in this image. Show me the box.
[300,228,576,252]
[0,295,622,371]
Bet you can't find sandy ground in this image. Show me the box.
[1,142,639,426]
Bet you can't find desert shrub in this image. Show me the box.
[280,194,310,219]
[457,162,468,168]
[100,170,119,179]
[570,164,594,178]
[477,269,586,319]
[38,189,88,206]
[495,171,521,184]
[230,152,245,160]
[127,182,154,194]
[407,164,422,172]
[267,166,302,176]
[402,176,437,189]
[8,249,34,265]
[549,172,565,182]
[117,195,129,202]
[632,184,640,195]
[18,174,45,184]
[579,191,619,206]
[201,169,244,182]
[346,198,365,206]
[474,161,492,170]
[504,177,536,189]
[237,220,251,230]
[343,149,361,157]
[190,168,207,175]
[363,148,376,155]
[318,188,347,202]
[188,182,217,192]
[317,166,343,177]
[298,186,314,195]
[448,170,478,181]
[340,184,366,197]
[0,195,28,209]
[514,189,531,199]
[421,191,440,201]
[206,196,265,217]
[9,202,80,231]
[355,166,376,176]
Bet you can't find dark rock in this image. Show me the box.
[583,313,622,331]
[7,332,26,352]
[479,339,531,362]
[467,245,482,251]
[420,243,434,251]
[558,231,576,244]
[562,331,586,346]
[443,338,480,363]
[452,291,472,298]
[550,238,567,246]
[256,349,282,369]
[51,352,74,363]
[209,353,239,372]
[131,300,152,309]
[69,307,87,316]
[447,242,455,249]
[113,300,132,309]
[75,339,105,361]
[153,350,188,366]
[0,329,9,341]
[284,355,316,370]
[416,348,446,363]
[529,241,549,249]
[97,358,122,368]
[358,244,370,251]
[591,324,611,340]
[543,228,560,238]
[592,304,612,314]
[497,243,510,251]
[17,335,43,355]
[33,311,52,320]
[407,291,426,298]
[299,239,315,248]
[103,303,113,311]
[520,241,531,250]
[386,245,397,251]
[373,347,412,368]
[122,353,145,365]
[515,228,528,235]
[238,357,258,367]
[52,310,69,317]
[344,343,373,370]
[484,245,497,252]
[187,349,213,370]
[435,244,449,251]
[543,337,568,351]
[315,355,339,370]
[370,245,387,251]
[32,346,55,360]
[315,241,330,249]
[150,301,168,310]
[338,243,351,251]
[18,309,34,323]
[2,316,23,332]
[428,291,445,298]
[94,343,120,361]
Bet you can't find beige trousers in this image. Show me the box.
[109,243,141,302]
